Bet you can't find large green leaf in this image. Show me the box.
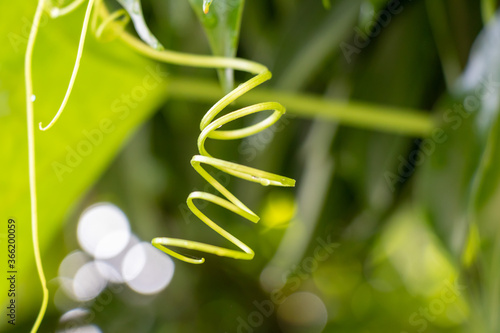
[0,2,166,328]
[187,0,245,92]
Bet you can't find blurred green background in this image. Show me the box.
[2,0,500,332]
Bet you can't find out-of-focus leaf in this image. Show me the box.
[359,0,390,27]
[117,0,164,49]
[341,0,437,207]
[463,12,500,329]
[187,0,245,92]
[0,2,165,328]
[463,13,500,219]
[367,0,388,7]
[417,10,500,259]
[415,94,479,257]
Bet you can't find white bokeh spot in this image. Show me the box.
[122,242,175,295]
[73,262,107,301]
[77,203,131,259]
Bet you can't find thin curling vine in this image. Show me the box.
[24,0,48,330]
[24,0,295,330]
[25,0,96,331]
[94,2,296,263]
[152,79,296,263]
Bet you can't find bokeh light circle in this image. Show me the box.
[60,325,102,333]
[77,203,131,259]
[277,292,328,333]
[73,262,107,301]
[122,242,175,295]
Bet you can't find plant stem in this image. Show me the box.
[25,1,49,332]
[99,4,434,136]
[276,0,360,90]
[167,76,435,136]
[119,32,266,74]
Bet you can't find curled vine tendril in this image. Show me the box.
[38,0,95,131]
[25,0,294,330]
[92,0,296,264]
[153,93,295,264]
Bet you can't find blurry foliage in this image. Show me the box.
[2,0,500,332]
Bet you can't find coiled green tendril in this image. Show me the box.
[25,0,294,331]
[92,0,296,264]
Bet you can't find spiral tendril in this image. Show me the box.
[42,0,296,267]
[92,3,297,264]
[152,94,295,263]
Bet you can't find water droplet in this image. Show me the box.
[31,95,36,102]
[260,179,271,186]
[50,7,60,18]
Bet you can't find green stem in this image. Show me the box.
[50,0,86,17]
[119,32,266,74]
[276,0,360,90]
[100,4,434,136]
[24,1,49,332]
[167,77,435,136]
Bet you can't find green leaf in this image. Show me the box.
[417,11,500,264]
[0,2,166,326]
[463,13,500,329]
[463,15,500,220]
[359,0,391,27]
[187,0,245,93]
